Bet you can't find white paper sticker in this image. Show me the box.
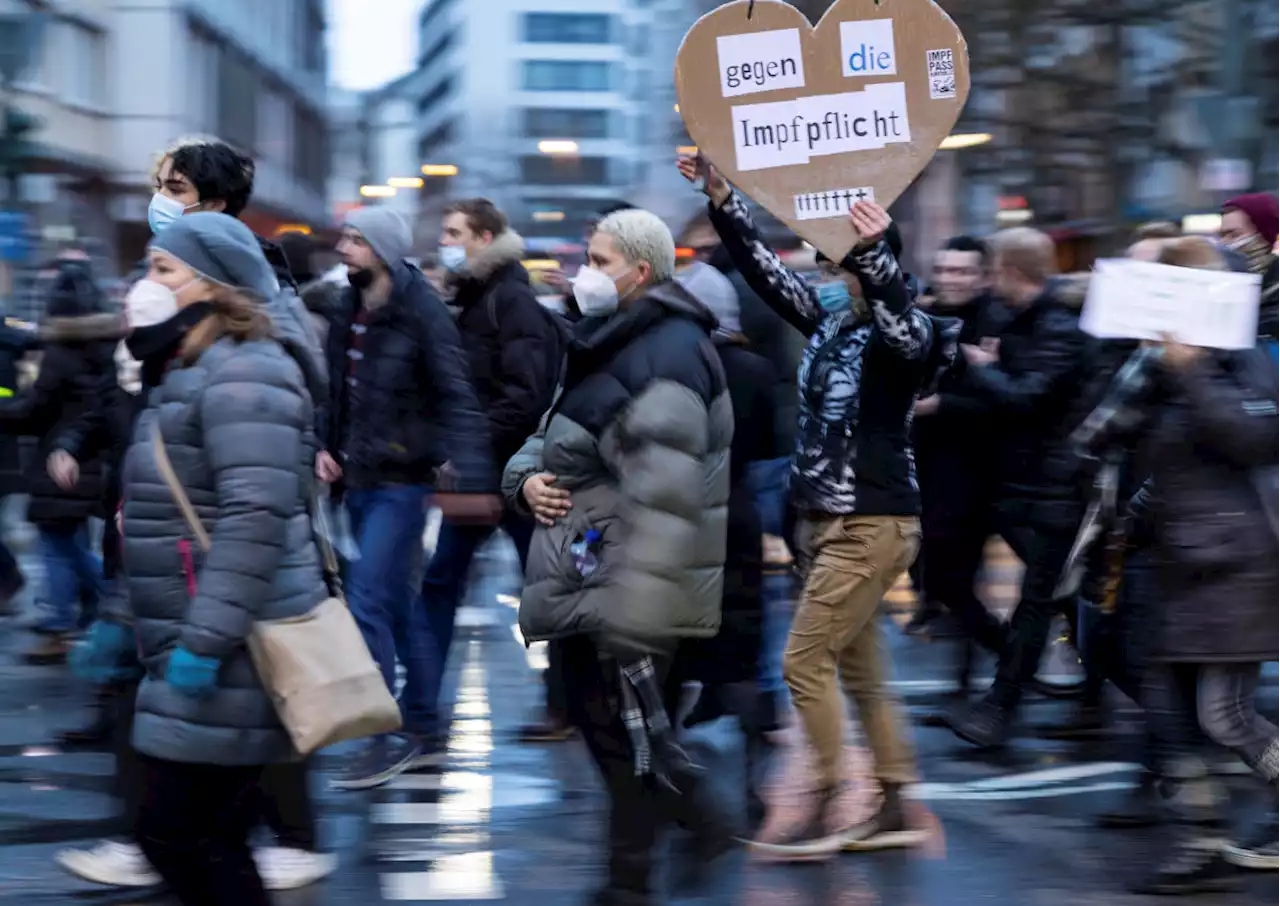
[926,48,956,99]
[731,82,911,172]
[841,19,897,78]
[794,187,876,221]
[1080,259,1261,350]
[716,29,806,98]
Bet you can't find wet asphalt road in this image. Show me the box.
[0,527,1275,905]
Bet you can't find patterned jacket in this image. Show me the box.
[707,191,957,516]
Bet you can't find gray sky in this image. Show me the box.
[329,0,420,91]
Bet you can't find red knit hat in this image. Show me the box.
[1223,193,1279,246]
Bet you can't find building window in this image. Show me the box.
[257,87,292,165]
[63,21,107,108]
[419,117,456,159]
[217,47,258,152]
[521,61,614,92]
[418,75,454,114]
[521,108,610,139]
[519,155,609,185]
[293,106,327,192]
[522,13,613,44]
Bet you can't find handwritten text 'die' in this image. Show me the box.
[716,29,805,98]
[731,82,911,172]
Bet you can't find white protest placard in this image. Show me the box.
[730,82,911,171]
[717,28,806,98]
[1080,259,1262,350]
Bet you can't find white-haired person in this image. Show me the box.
[503,208,737,904]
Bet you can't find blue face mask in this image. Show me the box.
[438,245,467,272]
[814,280,852,314]
[148,193,191,235]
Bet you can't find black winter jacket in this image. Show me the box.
[0,310,122,525]
[446,231,568,468]
[709,246,805,456]
[319,261,493,492]
[675,337,777,686]
[912,290,1007,535]
[0,322,38,496]
[957,286,1092,526]
[1134,346,1278,663]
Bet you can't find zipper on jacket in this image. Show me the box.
[177,539,197,597]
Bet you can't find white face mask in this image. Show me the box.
[438,245,467,272]
[571,266,621,317]
[123,279,181,329]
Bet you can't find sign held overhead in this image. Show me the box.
[675,0,971,262]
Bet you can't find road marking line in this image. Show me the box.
[911,781,1133,801]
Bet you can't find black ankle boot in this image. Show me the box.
[1097,770,1163,829]
[1133,838,1241,895]
[59,684,120,748]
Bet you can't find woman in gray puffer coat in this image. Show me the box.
[120,213,328,906]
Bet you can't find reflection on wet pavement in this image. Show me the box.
[0,529,1274,904]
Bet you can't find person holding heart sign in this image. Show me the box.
[677,155,959,860]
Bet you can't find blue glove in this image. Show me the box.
[70,620,136,684]
[165,646,220,698]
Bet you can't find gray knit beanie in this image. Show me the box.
[343,207,413,266]
[677,260,741,335]
[150,212,278,300]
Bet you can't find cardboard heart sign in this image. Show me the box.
[675,0,969,261]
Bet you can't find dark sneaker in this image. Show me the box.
[516,717,577,743]
[1132,842,1241,895]
[0,571,24,616]
[903,604,945,638]
[945,696,1013,750]
[25,634,72,666]
[670,802,735,894]
[331,735,422,791]
[404,734,445,771]
[1097,771,1164,829]
[1223,818,1279,871]
[747,785,843,861]
[841,784,928,851]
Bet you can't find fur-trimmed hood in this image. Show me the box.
[40,311,126,344]
[445,230,527,290]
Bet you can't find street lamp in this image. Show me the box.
[939,133,992,151]
[360,185,396,198]
[388,176,425,188]
[537,140,579,156]
[532,211,565,222]
[421,164,458,177]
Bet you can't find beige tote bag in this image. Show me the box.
[150,422,402,755]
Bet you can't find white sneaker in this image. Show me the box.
[253,846,338,891]
[54,840,161,887]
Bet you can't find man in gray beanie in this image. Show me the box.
[323,206,497,791]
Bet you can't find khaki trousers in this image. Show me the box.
[783,514,921,788]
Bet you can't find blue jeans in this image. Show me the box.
[37,524,102,633]
[745,456,791,538]
[418,514,533,736]
[746,457,793,695]
[345,485,431,735]
[759,569,793,695]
